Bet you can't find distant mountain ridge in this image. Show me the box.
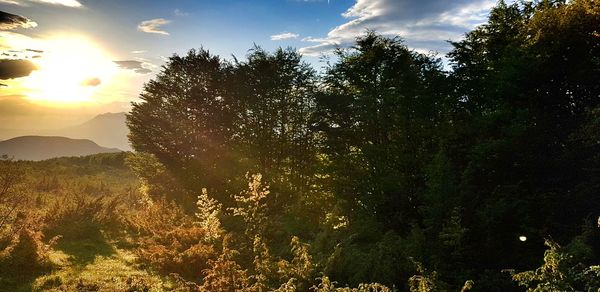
[0,136,121,161]
[0,112,131,151]
[57,112,131,151]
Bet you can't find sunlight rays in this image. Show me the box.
[22,36,117,104]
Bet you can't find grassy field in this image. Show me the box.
[0,153,191,292]
[13,236,168,292]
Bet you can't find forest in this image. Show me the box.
[1,0,600,291]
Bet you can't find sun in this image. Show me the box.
[23,36,117,104]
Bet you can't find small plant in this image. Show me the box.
[201,235,251,292]
[0,225,52,277]
[128,197,216,282]
[195,188,224,242]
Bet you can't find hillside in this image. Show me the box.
[0,136,121,161]
[57,112,131,151]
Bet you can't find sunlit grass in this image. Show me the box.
[32,240,173,291]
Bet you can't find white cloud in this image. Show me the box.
[0,0,83,7]
[271,32,300,41]
[174,9,189,17]
[114,60,153,74]
[0,0,23,5]
[137,18,171,35]
[299,0,500,56]
[31,0,82,7]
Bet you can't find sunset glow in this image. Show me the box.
[22,36,117,104]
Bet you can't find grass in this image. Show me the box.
[1,232,183,292]
[0,155,190,291]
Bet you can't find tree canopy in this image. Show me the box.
[127,0,600,290]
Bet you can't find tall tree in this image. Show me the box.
[445,0,600,289]
[128,49,236,203]
[127,47,320,213]
[317,32,447,232]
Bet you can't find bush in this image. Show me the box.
[512,239,600,291]
[200,236,251,292]
[43,193,121,240]
[127,198,216,282]
[0,225,51,277]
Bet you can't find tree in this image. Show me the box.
[128,49,235,203]
[128,47,320,211]
[317,32,447,232]
[442,0,600,287]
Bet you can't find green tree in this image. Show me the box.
[128,47,320,212]
[128,49,235,203]
[317,32,447,232]
[442,0,600,288]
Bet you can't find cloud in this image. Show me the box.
[174,9,189,17]
[0,59,37,80]
[299,0,499,56]
[131,50,147,54]
[0,1,23,5]
[137,18,170,35]
[0,11,38,30]
[271,32,300,41]
[29,0,82,7]
[81,77,101,86]
[0,0,83,7]
[0,31,39,51]
[114,60,152,74]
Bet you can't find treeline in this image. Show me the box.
[123,0,600,291]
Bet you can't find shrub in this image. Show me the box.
[0,225,51,277]
[127,198,216,282]
[137,224,215,281]
[512,239,600,291]
[200,235,250,292]
[43,193,121,240]
[311,276,392,292]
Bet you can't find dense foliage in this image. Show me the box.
[126,0,600,290]
[0,0,599,291]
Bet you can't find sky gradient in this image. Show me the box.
[0,0,504,130]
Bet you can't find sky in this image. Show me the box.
[0,0,502,130]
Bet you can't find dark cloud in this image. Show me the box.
[82,77,101,87]
[0,59,37,80]
[0,11,37,30]
[114,60,152,74]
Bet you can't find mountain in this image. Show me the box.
[56,112,131,151]
[0,112,132,151]
[0,136,121,161]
